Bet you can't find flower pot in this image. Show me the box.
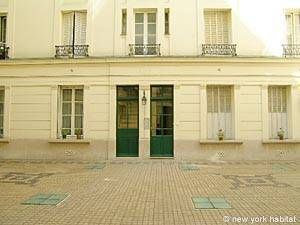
[279,135,284,140]
[218,137,224,141]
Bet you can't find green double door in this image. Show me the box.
[150,86,174,157]
[116,86,139,157]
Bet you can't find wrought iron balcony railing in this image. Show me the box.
[129,44,161,56]
[282,44,300,57]
[55,45,89,58]
[202,44,237,56]
[0,42,9,59]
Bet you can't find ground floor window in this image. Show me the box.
[0,88,4,138]
[59,87,84,139]
[207,85,233,139]
[268,86,288,139]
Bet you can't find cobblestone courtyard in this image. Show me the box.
[0,159,299,225]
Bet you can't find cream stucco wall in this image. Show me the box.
[0,58,299,160]
[1,0,300,58]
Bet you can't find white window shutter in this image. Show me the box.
[285,14,293,44]
[62,12,74,45]
[74,12,87,45]
[295,14,300,44]
[268,86,288,139]
[204,10,230,44]
[207,86,233,139]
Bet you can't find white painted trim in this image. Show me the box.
[200,84,207,140]
[3,85,10,139]
[261,85,269,140]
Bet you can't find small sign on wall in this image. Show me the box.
[144,118,150,130]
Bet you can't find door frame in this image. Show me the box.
[116,85,139,157]
[150,85,174,157]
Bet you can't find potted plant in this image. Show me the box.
[75,129,83,140]
[277,128,285,140]
[62,130,68,139]
[217,128,224,141]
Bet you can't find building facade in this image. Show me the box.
[0,0,300,161]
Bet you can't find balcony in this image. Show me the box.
[55,45,89,58]
[129,44,161,56]
[202,44,237,56]
[282,44,300,57]
[0,43,9,59]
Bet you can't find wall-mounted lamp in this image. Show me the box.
[142,90,147,105]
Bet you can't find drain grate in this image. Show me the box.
[22,194,69,205]
[192,197,231,209]
[180,164,200,171]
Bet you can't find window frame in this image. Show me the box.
[285,10,300,44]
[134,10,157,45]
[59,86,84,139]
[203,9,232,44]
[206,85,234,140]
[0,15,7,43]
[121,9,127,35]
[0,87,4,138]
[268,85,289,139]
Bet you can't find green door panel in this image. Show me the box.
[150,86,174,157]
[117,129,138,157]
[116,86,139,157]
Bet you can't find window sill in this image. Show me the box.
[199,139,243,144]
[48,139,91,144]
[262,139,300,144]
[0,138,10,143]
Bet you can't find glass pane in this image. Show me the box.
[117,86,139,98]
[135,24,144,34]
[127,101,138,128]
[75,102,83,114]
[151,101,162,116]
[62,128,71,136]
[62,103,72,115]
[148,13,156,23]
[162,115,172,128]
[151,86,172,97]
[75,116,83,128]
[161,102,172,114]
[148,24,156,34]
[135,13,144,23]
[147,36,156,45]
[135,36,143,45]
[75,89,83,101]
[62,116,71,128]
[163,129,172,135]
[0,115,3,128]
[0,90,4,102]
[63,89,72,101]
[118,101,127,128]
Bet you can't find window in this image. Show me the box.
[0,15,6,43]
[0,89,4,138]
[165,8,170,35]
[60,87,84,138]
[285,11,300,44]
[121,9,127,35]
[62,11,87,45]
[204,9,231,44]
[207,86,233,139]
[268,86,288,139]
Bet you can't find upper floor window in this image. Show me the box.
[121,9,127,35]
[55,11,88,58]
[285,11,300,44]
[0,15,7,43]
[207,86,233,140]
[129,11,160,56]
[268,86,289,139]
[59,87,84,139]
[62,11,87,45]
[204,9,231,44]
[165,8,170,35]
[0,89,4,138]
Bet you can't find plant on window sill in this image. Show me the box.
[217,128,224,141]
[277,128,285,140]
[75,129,83,140]
[62,130,69,139]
